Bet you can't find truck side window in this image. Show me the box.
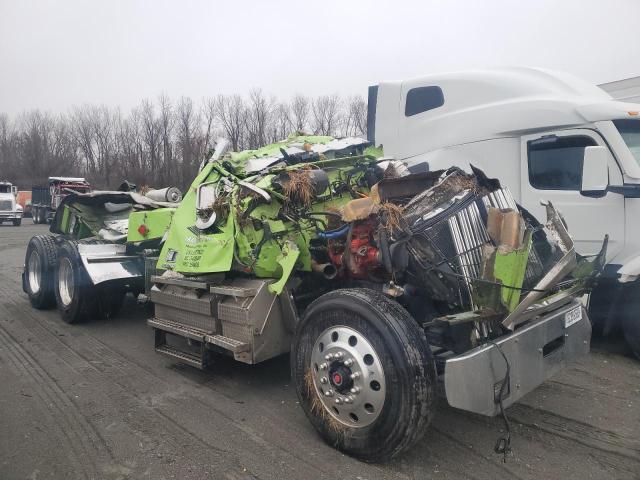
[405,86,444,116]
[527,135,597,190]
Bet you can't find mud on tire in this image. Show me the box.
[23,235,58,309]
[291,288,437,462]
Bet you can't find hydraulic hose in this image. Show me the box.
[316,224,350,240]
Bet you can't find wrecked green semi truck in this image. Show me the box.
[22,135,605,461]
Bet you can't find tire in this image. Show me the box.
[54,240,97,324]
[36,208,47,224]
[621,285,640,360]
[623,317,640,360]
[13,218,21,226]
[23,235,58,309]
[33,208,41,224]
[291,288,437,462]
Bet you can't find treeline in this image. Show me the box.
[0,90,367,190]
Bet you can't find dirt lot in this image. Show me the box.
[0,223,638,480]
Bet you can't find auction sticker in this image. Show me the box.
[564,306,582,328]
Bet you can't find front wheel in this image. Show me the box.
[291,288,437,462]
[13,218,21,226]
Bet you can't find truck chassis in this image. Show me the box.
[22,136,605,461]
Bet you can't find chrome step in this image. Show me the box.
[155,344,204,369]
[205,334,250,353]
[147,317,208,341]
[149,317,250,355]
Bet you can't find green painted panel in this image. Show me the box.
[493,232,533,312]
[127,208,176,242]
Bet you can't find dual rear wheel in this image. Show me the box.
[24,236,125,323]
[32,207,48,224]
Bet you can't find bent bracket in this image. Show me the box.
[268,240,300,295]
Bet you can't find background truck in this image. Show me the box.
[0,181,23,226]
[367,66,640,358]
[16,190,32,217]
[22,135,605,461]
[31,177,91,224]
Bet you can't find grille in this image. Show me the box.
[409,187,523,309]
[0,200,12,211]
[447,199,491,306]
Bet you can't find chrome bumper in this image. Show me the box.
[443,299,591,416]
[0,212,22,219]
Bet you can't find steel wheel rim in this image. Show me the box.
[27,250,42,294]
[58,257,74,307]
[310,325,386,428]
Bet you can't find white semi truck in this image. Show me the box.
[367,67,640,357]
[0,181,23,226]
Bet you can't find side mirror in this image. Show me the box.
[581,146,609,195]
[11,186,17,196]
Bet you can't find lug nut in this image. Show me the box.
[324,354,333,361]
[350,386,360,394]
[335,398,343,405]
[320,377,328,384]
[334,352,344,359]
[343,359,354,367]
[319,362,328,370]
[344,396,353,404]
[325,390,333,397]
[350,372,361,380]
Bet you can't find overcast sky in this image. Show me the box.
[1,0,638,116]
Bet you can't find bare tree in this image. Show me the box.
[343,95,367,137]
[71,105,98,175]
[158,94,175,184]
[268,102,292,143]
[0,114,18,180]
[311,94,341,136]
[214,94,246,151]
[0,89,368,190]
[290,94,310,132]
[139,99,162,180]
[176,96,202,185]
[91,106,117,185]
[202,97,218,153]
[245,88,274,149]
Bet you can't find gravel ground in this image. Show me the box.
[0,223,638,480]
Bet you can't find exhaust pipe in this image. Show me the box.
[312,261,338,280]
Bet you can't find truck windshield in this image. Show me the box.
[614,119,640,166]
